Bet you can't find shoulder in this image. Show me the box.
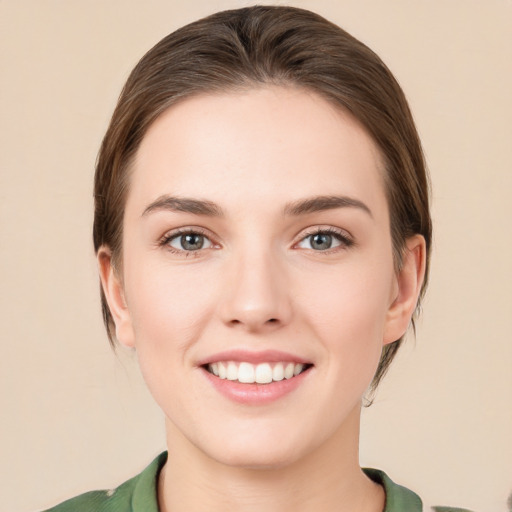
[41,452,167,512]
[430,508,476,512]
[41,488,129,512]
[364,468,423,511]
[363,468,476,512]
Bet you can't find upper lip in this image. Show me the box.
[196,349,312,366]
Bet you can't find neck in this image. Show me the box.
[158,404,384,512]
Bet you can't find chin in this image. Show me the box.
[210,443,302,471]
[197,422,320,471]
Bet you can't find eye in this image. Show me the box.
[296,228,353,251]
[162,229,214,252]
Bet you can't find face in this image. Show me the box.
[100,86,423,469]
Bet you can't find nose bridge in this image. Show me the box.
[219,237,292,331]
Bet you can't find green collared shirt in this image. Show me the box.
[43,452,472,512]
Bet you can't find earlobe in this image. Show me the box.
[97,247,136,348]
[383,235,426,345]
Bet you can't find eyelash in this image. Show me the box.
[295,226,355,253]
[159,227,216,257]
[158,226,354,256]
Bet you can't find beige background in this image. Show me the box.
[1,1,511,511]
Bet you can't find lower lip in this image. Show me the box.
[202,367,311,405]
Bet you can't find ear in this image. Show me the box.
[383,235,427,345]
[97,246,136,348]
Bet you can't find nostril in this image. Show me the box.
[228,317,278,328]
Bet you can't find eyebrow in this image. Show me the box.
[142,196,224,217]
[142,194,372,218]
[283,195,373,218]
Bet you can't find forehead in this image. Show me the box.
[128,86,387,219]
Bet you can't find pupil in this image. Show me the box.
[311,233,332,250]
[182,234,203,250]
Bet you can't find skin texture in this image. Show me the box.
[98,86,425,512]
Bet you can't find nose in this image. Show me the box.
[218,248,293,333]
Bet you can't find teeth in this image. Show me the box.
[238,362,255,383]
[272,364,284,381]
[207,361,308,384]
[226,362,238,380]
[255,363,273,384]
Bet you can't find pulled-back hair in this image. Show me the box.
[93,5,432,392]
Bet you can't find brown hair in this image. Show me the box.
[93,5,432,392]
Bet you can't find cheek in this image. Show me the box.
[125,261,219,350]
[122,261,221,415]
[299,260,393,337]
[295,255,394,391]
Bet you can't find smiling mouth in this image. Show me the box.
[204,361,312,384]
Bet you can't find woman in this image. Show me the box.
[44,6,470,512]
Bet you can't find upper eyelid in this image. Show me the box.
[294,225,353,241]
[161,226,213,238]
[159,226,218,247]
